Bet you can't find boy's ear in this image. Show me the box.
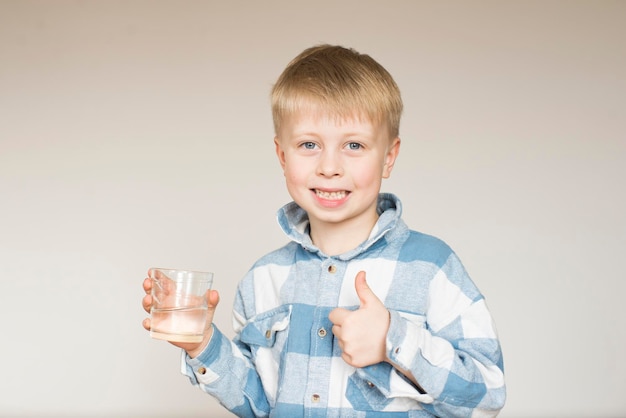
[274,137,287,171]
[382,137,401,179]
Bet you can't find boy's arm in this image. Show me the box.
[180,286,271,418]
[181,325,270,417]
[383,302,505,417]
[332,262,505,416]
[382,253,505,417]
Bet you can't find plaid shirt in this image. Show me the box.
[182,194,506,417]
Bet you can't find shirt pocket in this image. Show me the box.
[346,370,393,411]
[346,368,426,412]
[239,305,292,399]
[398,311,427,328]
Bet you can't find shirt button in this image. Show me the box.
[328,265,337,274]
[265,330,272,339]
[198,367,207,375]
[367,381,375,388]
[311,394,320,403]
[317,328,327,338]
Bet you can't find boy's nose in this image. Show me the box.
[316,151,343,177]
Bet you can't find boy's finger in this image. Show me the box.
[142,318,151,331]
[331,324,343,339]
[354,271,379,307]
[208,290,220,309]
[142,294,153,313]
[328,307,350,325]
[143,277,152,293]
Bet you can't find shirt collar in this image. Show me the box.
[276,193,403,259]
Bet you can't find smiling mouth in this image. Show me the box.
[314,189,348,200]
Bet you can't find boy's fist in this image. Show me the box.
[329,271,390,368]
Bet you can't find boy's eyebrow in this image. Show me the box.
[287,130,320,139]
[290,129,376,140]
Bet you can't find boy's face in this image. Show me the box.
[274,111,400,232]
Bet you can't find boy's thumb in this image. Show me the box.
[354,271,377,307]
[208,289,220,310]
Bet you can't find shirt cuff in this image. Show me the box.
[180,325,222,385]
[386,309,425,371]
[382,310,434,403]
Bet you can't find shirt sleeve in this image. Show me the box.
[180,286,271,418]
[381,253,506,417]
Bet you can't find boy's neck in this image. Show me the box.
[309,215,378,256]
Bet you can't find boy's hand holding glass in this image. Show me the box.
[142,268,220,358]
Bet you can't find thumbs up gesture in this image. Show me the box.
[329,271,390,368]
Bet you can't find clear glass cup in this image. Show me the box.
[149,268,213,343]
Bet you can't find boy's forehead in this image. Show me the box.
[280,110,394,144]
[286,108,376,128]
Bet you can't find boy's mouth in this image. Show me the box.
[314,189,348,200]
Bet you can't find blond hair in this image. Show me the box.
[271,44,403,138]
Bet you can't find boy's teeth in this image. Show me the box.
[316,190,346,200]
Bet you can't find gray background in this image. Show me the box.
[1,1,624,417]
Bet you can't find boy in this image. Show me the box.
[142,44,506,417]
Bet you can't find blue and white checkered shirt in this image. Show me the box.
[182,193,506,417]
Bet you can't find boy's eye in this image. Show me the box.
[301,141,317,150]
[347,142,362,150]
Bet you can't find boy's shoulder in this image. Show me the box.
[401,228,455,266]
